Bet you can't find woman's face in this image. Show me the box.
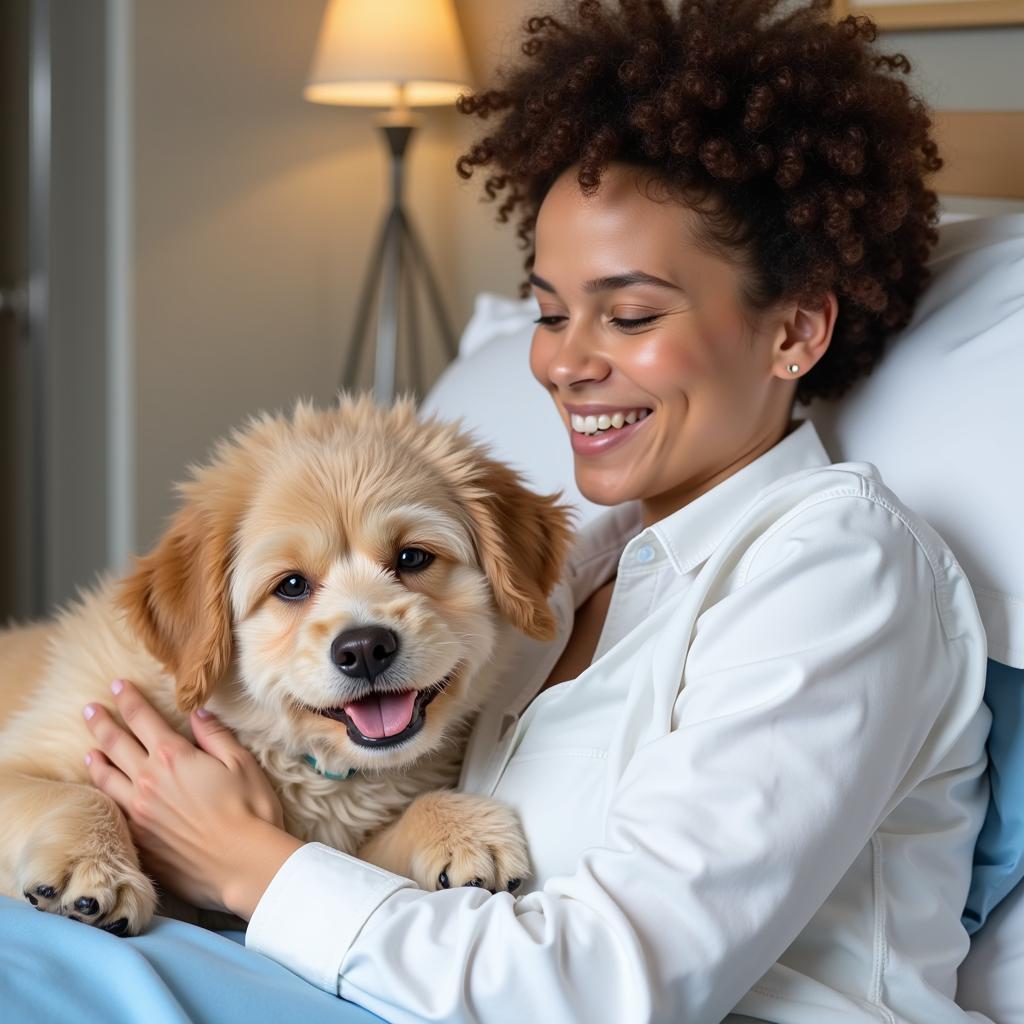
[529,162,832,525]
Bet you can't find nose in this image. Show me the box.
[330,626,399,680]
[543,319,611,390]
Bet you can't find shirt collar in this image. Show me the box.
[647,418,831,575]
[566,418,832,593]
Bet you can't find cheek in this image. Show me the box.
[640,313,754,396]
[239,605,308,671]
[431,566,496,630]
[625,332,705,391]
[696,306,756,369]
[529,329,555,388]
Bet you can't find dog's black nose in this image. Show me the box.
[331,626,399,679]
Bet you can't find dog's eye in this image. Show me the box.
[275,574,311,601]
[396,548,434,573]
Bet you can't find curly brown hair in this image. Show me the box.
[455,0,943,405]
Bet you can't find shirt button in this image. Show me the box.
[635,544,655,564]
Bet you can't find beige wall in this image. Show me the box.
[135,2,448,551]
[129,0,538,553]
[113,1,1024,559]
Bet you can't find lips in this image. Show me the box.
[315,677,450,748]
[569,408,653,456]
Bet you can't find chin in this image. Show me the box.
[574,467,645,509]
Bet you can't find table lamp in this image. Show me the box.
[305,0,474,402]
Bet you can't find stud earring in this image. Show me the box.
[787,363,800,374]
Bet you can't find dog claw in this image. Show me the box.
[101,917,129,936]
[74,896,99,915]
[35,885,57,899]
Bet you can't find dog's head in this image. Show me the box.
[117,395,573,770]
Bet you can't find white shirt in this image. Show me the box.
[246,419,991,1024]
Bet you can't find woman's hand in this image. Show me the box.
[83,679,303,919]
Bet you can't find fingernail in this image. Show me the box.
[84,753,92,766]
[83,705,96,721]
[110,680,124,695]
[195,707,212,719]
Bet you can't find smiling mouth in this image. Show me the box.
[567,407,654,455]
[314,676,452,749]
[569,408,653,436]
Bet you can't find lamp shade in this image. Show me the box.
[304,0,473,107]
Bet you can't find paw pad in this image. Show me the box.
[74,896,99,916]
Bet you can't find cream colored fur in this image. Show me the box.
[0,396,571,935]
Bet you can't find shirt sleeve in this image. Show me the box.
[245,494,985,1024]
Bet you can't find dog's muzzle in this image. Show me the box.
[315,675,452,749]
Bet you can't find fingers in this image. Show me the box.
[84,748,134,809]
[189,708,251,768]
[108,679,188,758]
[191,709,285,828]
[83,699,149,780]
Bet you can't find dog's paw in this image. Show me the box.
[20,849,156,936]
[406,791,530,895]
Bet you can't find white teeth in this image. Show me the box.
[569,408,651,435]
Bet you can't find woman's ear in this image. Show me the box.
[116,498,234,713]
[773,291,838,379]
[464,456,575,641]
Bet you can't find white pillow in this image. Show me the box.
[424,214,1024,668]
[805,214,1024,669]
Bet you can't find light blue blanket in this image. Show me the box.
[0,895,381,1023]
[964,659,1024,933]
[4,659,1020,1019]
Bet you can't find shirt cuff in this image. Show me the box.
[244,842,416,993]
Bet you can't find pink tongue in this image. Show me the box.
[343,690,418,739]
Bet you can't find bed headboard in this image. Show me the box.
[932,110,1024,199]
[829,1,1024,201]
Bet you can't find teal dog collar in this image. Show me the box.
[301,754,358,781]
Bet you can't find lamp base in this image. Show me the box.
[340,121,456,403]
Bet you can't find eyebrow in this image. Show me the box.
[528,270,681,295]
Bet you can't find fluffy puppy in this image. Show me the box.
[0,396,572,935]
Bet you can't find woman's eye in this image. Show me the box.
[533,314,660,330]
[396,548,435,573]
[275,574,311,601]
[609,314,661,330]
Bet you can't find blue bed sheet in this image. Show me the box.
[0,894,382,1024]
[964,659,1024,934]
[4,661,1020,1019]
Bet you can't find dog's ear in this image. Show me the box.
[117,499,234,713]
[465,456,575,641]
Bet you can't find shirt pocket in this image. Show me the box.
[493,747,609,891]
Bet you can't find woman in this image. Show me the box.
[75,1,990,1021]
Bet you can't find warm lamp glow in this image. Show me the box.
[304,0,473,108]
